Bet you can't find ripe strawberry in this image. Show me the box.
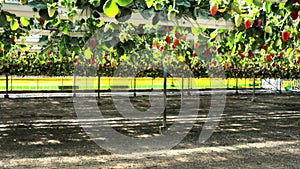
[256,19,263,27]
[192,52,197,57]
[271,54,275,58]
[279,52,284,58]
[194,42,200,49]
[266,54,271,62]
[175,32,181,39]
[297,0,300,4]
[282,30,290,42]
[74,57,79,62]
[290,9,298,20]
[47,51,51,56]
[11,37,15,42]
[90,39,97,48]
[47,61,51,67]
[173,39,180,46]
[165,36,171,44]
[238,51,245,58]
[248,51,253,59]
[297,60,300,64]
[204,49,210,56]
[261,45,268,51]
[244,19,252,29]
[159,46,164,51]
[18,51,21,56]
[0,49,3,54]
[210,3,218,16]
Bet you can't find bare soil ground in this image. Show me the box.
[0,92,299,169]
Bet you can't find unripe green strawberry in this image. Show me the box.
[235,15,242,27]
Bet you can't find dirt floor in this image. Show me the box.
[0,91,299,169]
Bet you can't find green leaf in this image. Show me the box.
[103,0,119,17]
[116,7,132,22]
[235,32,244,43]
[139,8,154,19]
[20,17,30,27]
[10,19,19,31]
[145,0,154,8]
[210,31,217,39]
[39,8,57,20]
[115,0,133,7]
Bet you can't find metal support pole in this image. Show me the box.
[4,74,9,98]
[134,77,136,97]
[279,79,282,94]
[73,74,76,97]
[97,75,100,99]
[163,65,167,128]
[181,75,184,102]
[235,77,238,95]
[252,76,256,102]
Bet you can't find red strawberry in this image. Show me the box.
[159,46,164,51]
[256,19,263,27]
[261,45,268,51]
[175,32,181,39]
[244,19,252,29]
[297,0,300,4]
[194,42,200,49]
[271,54,275,58]
[165,36,171,44]
[47,51,51,56]
[238,51,245,58]
[204,49,211,56]
[90,39,97,48]
[210,3,218,16]
[290,9,298,20]
[0,49,3,54]
[192,52,197,57]
[47,61,51,67]
[173,39,180,46]
[282,30,290,42]
[297,60,300,64]
[11,37,15,42]
[248,51,253,59]
[266,54,271,62]
[279,52,284,58]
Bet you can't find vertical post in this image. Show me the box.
[252,76,256,102]
[279,78,282,94]
[152,77,154,90]
[73,74,76,97]
[4,74,9,98]
[235,77,238,95]
[134,77,136,97]
[181,75,184,102]
[97,75,100,99]
[163,65,167,128]
[10,75,12,91]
